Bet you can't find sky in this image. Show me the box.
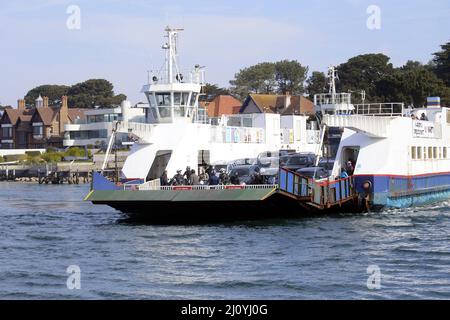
[0,0,449,106]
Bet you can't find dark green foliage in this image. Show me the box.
[432,41,450,86]
[306,71,328,98]
[229,60,308,100]
[25,85,70,106]
[24,79,127,109]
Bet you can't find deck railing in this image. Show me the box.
[123,183,276,191]
[354,103,404,116]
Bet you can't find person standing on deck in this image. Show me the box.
[190,169,200,185]
[160,170,169,186]
[346,161,354,176]
[208,170,219,185]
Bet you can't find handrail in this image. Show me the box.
[123,184,277,191]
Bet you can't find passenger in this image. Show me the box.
[251,167,263,185]
[219,168,230,185]
[190,169,200,185]
[170,169,184,185]
[160,170,169,186]
[183,166,192,182]
[230,172,240,185]
[208,170,219,185]
[340,168,349,179]
[346,161,354,176]
[420,113,428,121]
[198,168,209,185]
[411,114,417,120]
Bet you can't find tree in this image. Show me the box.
[377,61,449,107]
[337,53,394,102]
[229,62,277,100]
[200,83,230,101]
[432,41,450,86]
[25,85,70,106]
[274,60,308,95]
[306,71,328,98]
[67,79,126,108]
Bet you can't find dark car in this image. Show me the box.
[229,165,261,185]
[296,167,330,180]
[318,158,335,175]
[282,153,316,171]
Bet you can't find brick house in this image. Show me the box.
[0,95,85,149]
[239,93,314,116]
[199,95,242,117]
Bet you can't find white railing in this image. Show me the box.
[209,126,265,144]
[354,103,404,116]
[314,93,352,105]
[123,184,277,191]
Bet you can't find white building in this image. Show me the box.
[63,101,146,147]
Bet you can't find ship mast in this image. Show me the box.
[163,26,184,84]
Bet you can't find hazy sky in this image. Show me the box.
[0,0,449,106]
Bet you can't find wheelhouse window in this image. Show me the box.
[156,93,171,106]
[190,93,198,106]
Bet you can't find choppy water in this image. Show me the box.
[0,182,449,299]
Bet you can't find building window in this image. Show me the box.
[1,127,12,138]
[33,125,43,136]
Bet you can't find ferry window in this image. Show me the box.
[156,93,171,106]
[174,93,181,105]
[148,94,156,107]
[173,106,184,117]
[428,147,433,159]
[417,147,422,159]
[182,93,189,105]
[158,107,171,118]
[411,146,417,160]
[438,147,442,159]
[433,147,437,159]
[190,93,198,106]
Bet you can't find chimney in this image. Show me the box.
[59,95,69,134]
[43,96,49,108]
[17,99,26,112]
[284,91,291,111]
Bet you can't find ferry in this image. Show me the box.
[86,27,450,221]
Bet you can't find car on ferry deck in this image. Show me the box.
[282,153,316,171]
[296,167,330,180]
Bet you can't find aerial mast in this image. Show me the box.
[163,26,184,84]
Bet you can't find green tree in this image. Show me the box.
[306,71,328,98]
[377,61,449,107]
[337,53,394,102]
[274,60,308,95]
[230,62,277,100]
[25,85,70,106]
[68,79,126,108]
[200,83,230,101]
[432,41,450,86]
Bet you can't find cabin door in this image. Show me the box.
[146,150,172,181]
[341,147,360,175]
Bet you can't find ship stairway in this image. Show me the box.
[278,167,357,209]
[322,114,392,138]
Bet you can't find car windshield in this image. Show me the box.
[258,157,279,168]
[319,160,334,170]
[287,156,309,165]
[230,168,250,176]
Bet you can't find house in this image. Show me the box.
[239,93,314,116]
[199,95,241,117]
[0,95,86,149]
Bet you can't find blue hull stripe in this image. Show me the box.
[355,173,450,208]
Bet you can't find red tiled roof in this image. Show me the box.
[202,95,242,117]
[3,109,19,125]
[36,107,57,125]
